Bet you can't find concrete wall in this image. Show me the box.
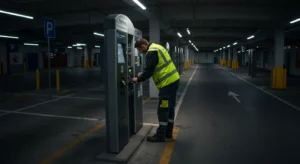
[195,52,215,63]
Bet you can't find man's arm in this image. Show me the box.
[137,51,158,82]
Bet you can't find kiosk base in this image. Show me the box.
[96,125,152,164]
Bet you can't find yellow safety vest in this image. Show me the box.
[147,43,180,89]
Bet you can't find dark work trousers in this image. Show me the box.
[156,80,180,137]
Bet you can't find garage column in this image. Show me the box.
[271,28,286,89]
[227,47,232,67]
[222,50,227,66]
[232,47,238,70]
[184,46,189,69]
[83,47,89,68]
[149,18,160,98]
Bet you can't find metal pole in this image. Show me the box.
[48,38,52,99]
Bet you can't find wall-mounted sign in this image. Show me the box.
[10,52,23,64]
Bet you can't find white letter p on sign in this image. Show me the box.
[47,22,53,35]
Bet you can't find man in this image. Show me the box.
[132,38,180,142]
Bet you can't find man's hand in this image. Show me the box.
[132,77,138,83]
[138,72,143,77]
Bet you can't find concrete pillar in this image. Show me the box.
[227,48,232,67]
[149,19,160,98]
[0,41,7,75]
[222,50,227,66]
[184,46,189,69]
[271,28,286,89]
[232,47,238,69]
[84,48,89,68]
[88,48,93,67]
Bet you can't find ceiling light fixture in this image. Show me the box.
[93,32,105,37]
[67,46,72,49]
[177,32,182,38]
[95,45,100,48]
[133,0,147,10]
[187,28,191,35]
[233,42,238,45]
[223,47,226,49]
[290,18,300,24]
[0,35,19,39]
[189,40,191,43]
[219,48,222,50]
[0,9,34,19]
[227,45,231,48]
[77,47,83,50]
[73,43,86,47]
[247,35,255,40]
[24,43,39,46]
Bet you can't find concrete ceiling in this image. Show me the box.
[0,0,300,51]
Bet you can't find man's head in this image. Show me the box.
[135,38,149,54]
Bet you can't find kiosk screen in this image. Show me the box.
[118,43,125,63]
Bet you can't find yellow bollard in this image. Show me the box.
[36,69,40,90]
[56,70,60,92]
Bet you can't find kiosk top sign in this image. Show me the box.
[104,14,135,35]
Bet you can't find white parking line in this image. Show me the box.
[0,94,75,117]
[25,93,104,101]
[143,123,159,127]
[0,109,101,121]
[219,65,300,111]
[175,65,198,120]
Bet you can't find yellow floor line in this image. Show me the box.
[39,97,151,164]
[159,127,180,164]
[143,97,151,104]
[39,122,105,164]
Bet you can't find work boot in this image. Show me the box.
[147,134,165,142]
[166,123,174,139]
[165,132,173,139]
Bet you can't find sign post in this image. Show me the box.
[44,19,56,98]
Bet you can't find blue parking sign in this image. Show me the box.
[44,19,56,38]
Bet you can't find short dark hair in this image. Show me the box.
[135,38,149,48]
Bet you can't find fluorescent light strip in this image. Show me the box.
[247,35,255,40]
[227,45,230,48]
[219,48,222,50]
[73,43,86,47]
[24,43,39,46]
[77,47,83,50]
[133,0,146,10]
[0,35,19,39]
[93,32,105,37]
[290,18,300,24]
[177,32,182,38]
[189,40,191,43]
[67,46,72,49]
[0,10,34,19]
[233,42,238,45]
[223,47,226,49]
[187,28,190,35]
[95,45,100,48]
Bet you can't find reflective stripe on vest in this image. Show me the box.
[155,69,178,85]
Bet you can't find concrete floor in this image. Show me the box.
[0,65,193,164]
[4,64,300,164]
[130,64,300,164]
